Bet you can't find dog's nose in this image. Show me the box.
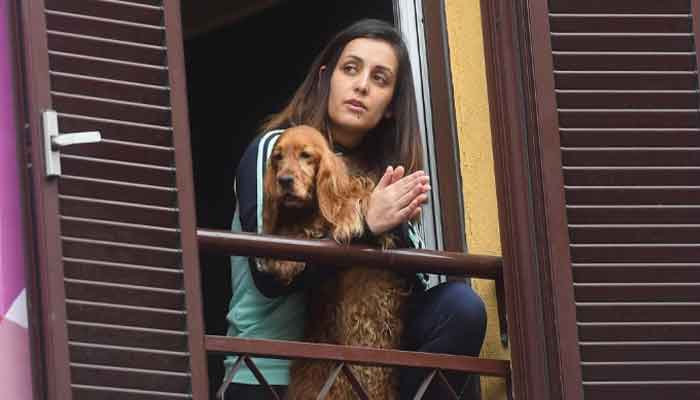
[278,175,294,189]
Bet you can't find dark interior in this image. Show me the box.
[183,0,393,390]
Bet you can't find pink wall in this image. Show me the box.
[0,0,34,398]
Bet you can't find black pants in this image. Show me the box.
[225,282,487,400]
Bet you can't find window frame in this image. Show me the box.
[397,0,467,253]
[480,0,584,399]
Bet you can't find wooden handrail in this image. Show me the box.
[206,336,510,377]
[197,229,502,280]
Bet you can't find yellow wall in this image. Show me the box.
[444,1,510,399]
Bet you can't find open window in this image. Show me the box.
[182,0,469,392]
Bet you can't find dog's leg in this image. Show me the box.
[331,268,410,400]
[259,258,305,286]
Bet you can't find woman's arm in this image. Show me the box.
[235,132,325,297]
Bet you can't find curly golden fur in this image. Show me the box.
[262,126,412,399]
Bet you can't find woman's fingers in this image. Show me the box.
[390,166,405,184]
[396,182,430,208]
[397,193,428,220]
[375,166,394,190]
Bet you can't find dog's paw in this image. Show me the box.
[262,258,306,285]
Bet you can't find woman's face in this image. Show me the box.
[327,38,399,149]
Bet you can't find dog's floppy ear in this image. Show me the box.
[316,148,364,243]
[262,159,279,234]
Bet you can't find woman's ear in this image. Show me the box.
[262,160,279,234]
[319,65,327,78]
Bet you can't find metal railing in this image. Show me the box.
[198,229,511,399]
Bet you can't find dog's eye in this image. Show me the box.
[299,151,312,159]
[271,153,282,162]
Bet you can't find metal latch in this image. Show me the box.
[42,110,101,177]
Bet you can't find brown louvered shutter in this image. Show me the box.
[549,0,700,398]
[19,1,208,399]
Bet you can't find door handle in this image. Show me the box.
[42,110,102,177]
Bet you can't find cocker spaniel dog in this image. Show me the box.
[262,125,412,399]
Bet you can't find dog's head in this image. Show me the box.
[263,125,369,242]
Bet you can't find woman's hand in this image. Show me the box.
[365,166,430,235]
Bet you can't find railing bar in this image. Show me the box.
[205,336,509,377]
[437,370,460,400]
[198,229,502,279]
[316,362,344,400]
[216,355,245,400]
[413,370,437,400]
[243,356,281,400]
[341,364,370,400]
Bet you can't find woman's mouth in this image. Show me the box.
[345,100,367,113]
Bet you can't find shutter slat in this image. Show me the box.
[59,176,177,207]
[583,363,700,381]
[61,156,174,187]
[555,72,697,90]
[72,385,191,400]
[563,149,700,166]
[49,51,168,86]
[60,217,179,248]
[579,323,699,341]
[71,364,190,393]
[554,53,696,70]
[569,226,700,243]
[65,279,185,310]
[58,116,172,147]
[550,15,692,34]
[570,245,700,263]
[70,342,189,372]
[549,0,690,14]
[581,343,700,362]
[566,188,700,205]
[552,35,694,51]
[574,284,700,302]
[564,168,700,186]
[559,110,699,128]
[561,130,700,147]
[584,385,700,400]
[67,301,185,331]
[573,265,700,283]
[52,92,171,126]
[577,304,700,322]
[62,140,174,166]
[68,322,188,352]
[45,10,164,45]
[47,31,166,65]
[64,258,182,289]
[51,73,170,106]
[556,91,698,108]
[45,0,164,25]
[62,238,180,268]
[59,196,179,227]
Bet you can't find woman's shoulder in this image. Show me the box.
[238,129,285,173]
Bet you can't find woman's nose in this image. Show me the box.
[353,73,370,95]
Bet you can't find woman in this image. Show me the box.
[224,19,486,399]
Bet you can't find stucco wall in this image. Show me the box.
[443,1,510,399]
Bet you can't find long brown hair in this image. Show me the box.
[262,19,423,175]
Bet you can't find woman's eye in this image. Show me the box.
[374,74,388,85]
[343,64,358,74]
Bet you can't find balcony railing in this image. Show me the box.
[198,229,511,399]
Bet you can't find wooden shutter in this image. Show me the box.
[549,0,700,398]
[19,1,208,399]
